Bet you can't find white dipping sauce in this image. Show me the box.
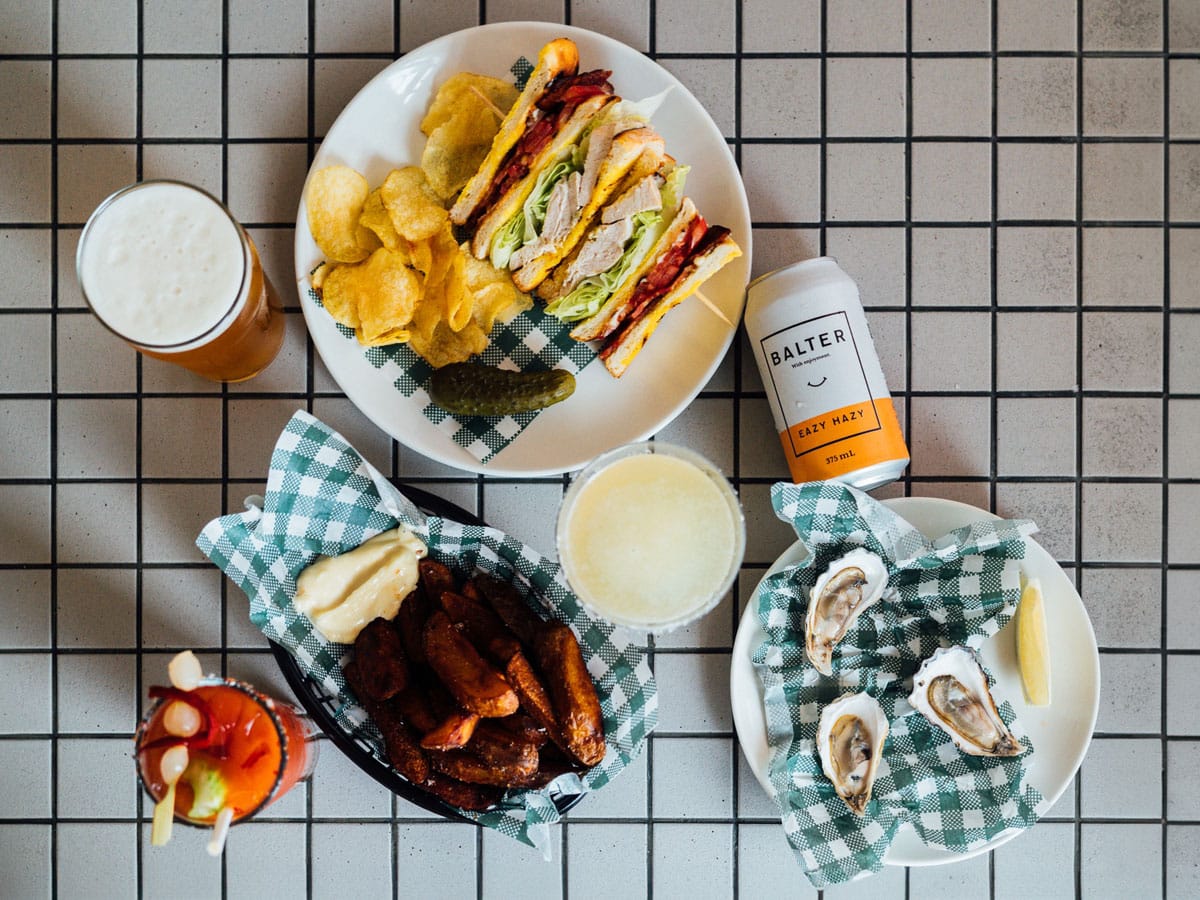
[294,527,428,643]
[559,452,741,630]
[78,182,246,346]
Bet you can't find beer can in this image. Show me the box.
[744,257,909,490]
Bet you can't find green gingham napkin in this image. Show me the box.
[309,292,594,466]
[196,410,656,854]
[753,481,1043,888]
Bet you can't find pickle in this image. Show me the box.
[428,363,576,416]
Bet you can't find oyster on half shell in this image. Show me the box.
[908,646,1022,758]
[805,548,889,675]
[817,692,889,815]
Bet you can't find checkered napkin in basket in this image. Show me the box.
[195,409,656,853]
[752,481,1044,887]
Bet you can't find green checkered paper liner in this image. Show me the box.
[196,410,656,853]
[310,287,594,465]
[752,482,1044,887]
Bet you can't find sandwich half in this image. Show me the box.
[450,37,669,293]
[542,189,741,377]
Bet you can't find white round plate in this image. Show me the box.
[294,22,752,476]
[729,496,1100,867]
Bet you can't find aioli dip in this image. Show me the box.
[557,442,745,632]
[294,526,427,643]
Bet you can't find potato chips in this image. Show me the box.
[306,165,379,264]
[420,73,519,200]
[304,72,527,367]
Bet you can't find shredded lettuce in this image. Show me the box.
[659,164,690,220]
[489,212,526,269]
[490,154,581,268]
[546,209,664,323]
[599,86,674,128]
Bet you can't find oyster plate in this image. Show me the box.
[729,496,1100,867]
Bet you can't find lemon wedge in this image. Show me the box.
[1016,577,1051,706]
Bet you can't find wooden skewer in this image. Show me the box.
[468,85,507,121]
[693,289,735,328]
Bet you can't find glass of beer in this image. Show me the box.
[77,180,285,382]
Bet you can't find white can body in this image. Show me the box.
[744,257,909,490]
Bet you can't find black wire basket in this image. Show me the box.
[269,482,586,823]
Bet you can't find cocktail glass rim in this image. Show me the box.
[133,675,313,828]
[556,439,747,634]
[76,179,251,352]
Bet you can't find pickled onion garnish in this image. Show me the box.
[168,650,203,691]
[141,686,217,752]
[163,700,201,737]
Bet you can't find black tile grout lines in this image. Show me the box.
[218,0,232,896]
[305,2,319,898]
[133,1,147,897]
[8,48,1200,61]
[47,1,60,897]
[731,0,746,890]
[1161,3,1173,896]
[1073,3,1086,896]
[644,6,657,896]
[987,2,1001,894]
[900,7,913,898]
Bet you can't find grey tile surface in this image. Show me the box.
[912,142,992,221]
[825,57,907,138]
[998,143,1077,221]
[1081,823,1163,899]
[912,58,992,137]
[998,57,1077,137]
[1082,227,1164,307]
[997,227,1077,307]
[6,0,1194,894]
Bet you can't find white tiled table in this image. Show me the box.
[1,1,1197,898]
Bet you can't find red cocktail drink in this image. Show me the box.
[135,677,317,826]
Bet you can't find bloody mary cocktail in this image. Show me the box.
[135,677,317,826]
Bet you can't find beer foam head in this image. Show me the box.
[79,182,246,347]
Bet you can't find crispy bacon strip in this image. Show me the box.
[423,612,519,717]
[466,70,614,228]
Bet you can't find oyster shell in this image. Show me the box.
[817,692,889,815]
[805,548,889,675]
[908,646,1022,757]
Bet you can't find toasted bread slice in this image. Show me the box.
[510,127,664,293]
[467,92,615,260]
[450,37,579,227]
[600,229,741,377]
[569,197,698,342]
[537,149,674,304]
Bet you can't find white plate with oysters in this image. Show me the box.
[729,496,1100,867]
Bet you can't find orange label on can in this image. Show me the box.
[778,398,907,482]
